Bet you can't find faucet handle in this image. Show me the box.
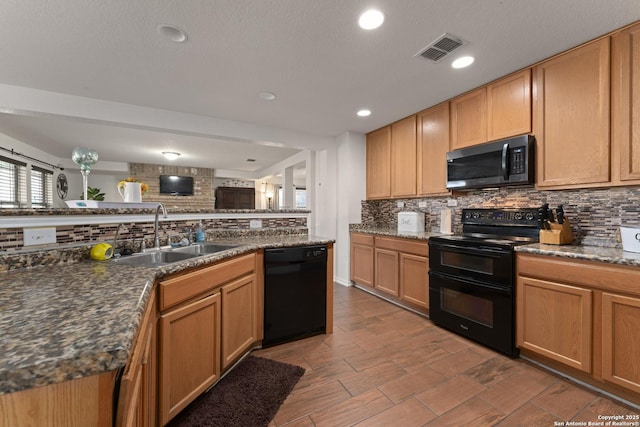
[140,239,146,252]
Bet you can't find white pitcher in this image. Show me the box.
[118,182,142,203]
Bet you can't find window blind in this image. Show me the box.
[0,155,27,208]
[31,166,53,208]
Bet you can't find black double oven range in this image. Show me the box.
[428,208,540,357]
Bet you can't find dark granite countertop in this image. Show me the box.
[0,234,334,395]
[515,243,640,267]
[349,225,443,241]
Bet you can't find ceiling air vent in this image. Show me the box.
[416,33,464,63]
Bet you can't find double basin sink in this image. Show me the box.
[112,243,240,267]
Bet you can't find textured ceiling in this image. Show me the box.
[0,0,638,171]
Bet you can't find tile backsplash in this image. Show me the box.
[361,186,640,247]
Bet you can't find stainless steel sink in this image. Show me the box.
[170,243,240,255]
[111,243,240,266]
[112,250,198,266]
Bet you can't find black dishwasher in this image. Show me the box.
[263,245,327,347]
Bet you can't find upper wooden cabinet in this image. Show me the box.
[450,88,488,149]
[391,115,417,197]
[215,187,255,209]
[451,69,532,150]
[366,116,418,200]
[417,102,450,195]
[533,38,611,188]
[366,126,391,199]
[612,22,640,185]
[487,69,532,140]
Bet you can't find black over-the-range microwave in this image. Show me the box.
[446,134,535,190]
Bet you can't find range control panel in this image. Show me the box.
[462,208,540,227]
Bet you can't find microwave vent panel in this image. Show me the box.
[416,33,464,63]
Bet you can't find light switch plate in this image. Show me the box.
[447,199,458,207]
[397,201,405,208]
[23,227,57,246]
[418,201,427,208]
[249,219,262,229]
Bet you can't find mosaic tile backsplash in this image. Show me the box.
[361,186,640,247]
[0,216,307,252]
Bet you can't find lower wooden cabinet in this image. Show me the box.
[221,273,257,369]
[516,276,592,372]
[602,292,640,394]
[375,248,399,296]
[350,233,374,287]
[399,253,429,309]
[160,293,221,425]
[117,287,157,427]
[517,253,640,404]
[350,233,429,313]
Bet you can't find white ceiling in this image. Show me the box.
[0,0,638,172]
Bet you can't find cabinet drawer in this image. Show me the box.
[375,236,429,257]
[160,253,255,311]
[351,233,374,246]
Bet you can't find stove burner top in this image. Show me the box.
[433,208,541,248]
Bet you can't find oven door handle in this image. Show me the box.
[429,270,512,294]
[431,242,510,257]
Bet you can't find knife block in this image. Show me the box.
[539,219,574,245]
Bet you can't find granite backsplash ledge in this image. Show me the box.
[360,186,640,248]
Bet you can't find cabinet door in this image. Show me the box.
[160,293,221,425]
[375,248,399,296]
[366,126,391,199]
[391,115,417,197]
[221,274,257,369]
[602,292,640,394]
[450,88,487,149]
[351,243,374,287]
[517,276,592,372]
[399,253,429,309]
[417,102,450,195]
[533,38,611,188]
[612,23,640,184]
[487,69,532,140]
[116,289,156,427]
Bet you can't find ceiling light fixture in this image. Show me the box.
[156,24,188,43]
[162,151,180,161]
[259,91,277,101]
[358,9,384,30]
[357,109,371,117]
[452,56,475,69]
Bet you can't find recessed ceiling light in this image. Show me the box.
[452,56,475,69]
[357,109,371,117]
[259,92,276,101]
[162,151,180,161]
[358,9,384,30]
[156,24,188,43]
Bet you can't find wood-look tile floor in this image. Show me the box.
[255,284,640,427]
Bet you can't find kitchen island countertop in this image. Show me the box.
[515,243,640,268]
[0,234,334,395]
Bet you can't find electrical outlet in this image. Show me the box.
[249,219,262,229]
[23,227,57,246]
[447,199,458,207]
[418,201,427,208]
[397,201,405,208]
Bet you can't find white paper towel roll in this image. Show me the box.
[440,208,452,234]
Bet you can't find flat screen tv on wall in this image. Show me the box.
[159,175,194,196]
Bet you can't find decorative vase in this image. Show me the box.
[118,182,142,203]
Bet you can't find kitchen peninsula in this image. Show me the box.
[0,207,334,426]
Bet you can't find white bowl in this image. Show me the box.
[620,226,640,253]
